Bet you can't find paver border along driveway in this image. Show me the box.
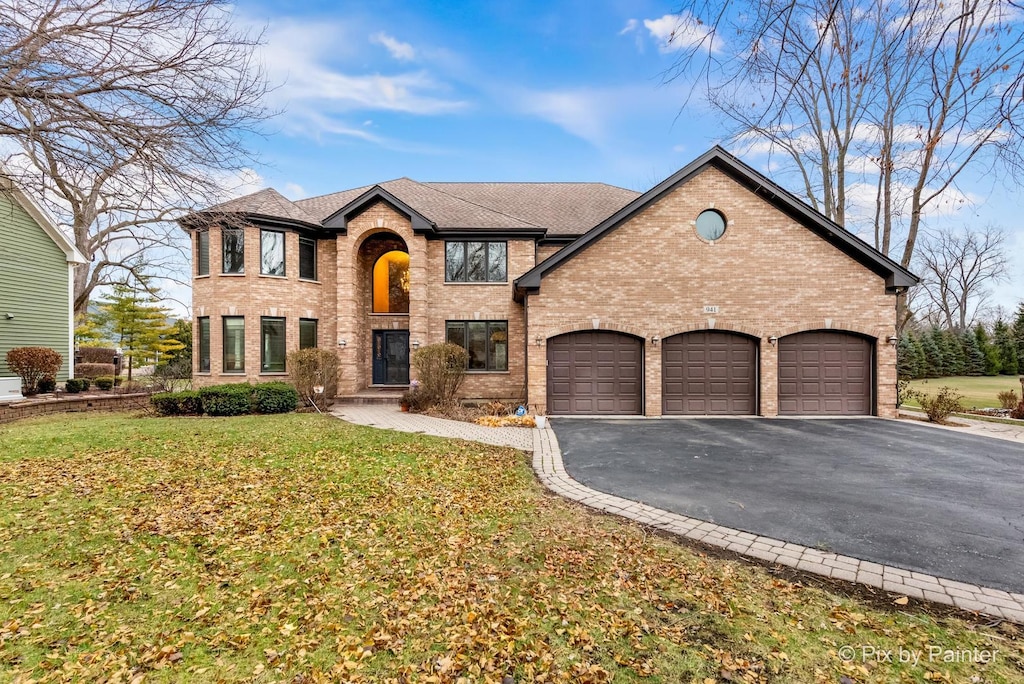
[552,419,1024,611]
[335,406,1024,623]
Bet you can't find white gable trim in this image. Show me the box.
[0,173,87,264]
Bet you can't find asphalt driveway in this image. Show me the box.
[552,418,1024,593]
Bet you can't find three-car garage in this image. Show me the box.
[546,329,874,417]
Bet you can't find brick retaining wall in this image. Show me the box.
[0,392,152,424]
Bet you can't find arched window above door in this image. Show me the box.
[372,250,410,313]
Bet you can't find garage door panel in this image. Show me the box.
[778,331,872,416]
[547,332,644,415]
[663,331,758,415]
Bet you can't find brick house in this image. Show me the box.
[184,147,917,417]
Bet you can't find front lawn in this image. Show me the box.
[906,375,1023,409]
[1,414,1021,682]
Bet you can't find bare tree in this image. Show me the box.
[665,0,1024,268]
[915,224,1008,331]
[0,0,269,314]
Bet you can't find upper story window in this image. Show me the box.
[299,236,317,280]
[197,231,210,276]
[261,229,285,276]
[445,241,507,283]
[373,250,410,313]
[222,228,244,274]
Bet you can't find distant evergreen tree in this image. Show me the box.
[920,329,942,378]
[993,319,1019,375]
[960,330,985,376]
[930,327,955,376]
[945,329,966,376]
[1013,302,1024,367]
[897,333,923,379]
[975,323,1001,376]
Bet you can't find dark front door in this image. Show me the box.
[372,330,410,385]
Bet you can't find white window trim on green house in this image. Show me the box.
[0,171,86,384]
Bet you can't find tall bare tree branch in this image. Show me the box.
[664,0,1024,270]
[0,0,270,315]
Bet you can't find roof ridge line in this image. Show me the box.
[413,181,545,230]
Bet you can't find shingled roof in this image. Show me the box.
[203,187,321,228]
[194,178,640,237]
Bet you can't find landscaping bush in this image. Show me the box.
[997,389,1020,410]
[94,376,115,390]
[75,362,115,379]
[64,378,88,393]
[150,390,203,416]
[198,383,253,416]
[411,343,468,409]
[1012,401,1024,420]
[5,346,63,395]
[287,348,339,408]
[252,382,298,414]
[37,376,56,393]
[914,386,964,423]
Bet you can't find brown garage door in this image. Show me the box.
[778,331,873,415]
[663,331,758,415]
[547,331,643,415]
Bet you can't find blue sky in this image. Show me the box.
[227,0,1022,314]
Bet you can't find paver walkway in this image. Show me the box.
[332,405,1024,624]
[898,408,1024,444]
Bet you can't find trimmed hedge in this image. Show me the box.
[65,378,91,393]
[76,363,116,379]
[94,376,115,390]
[152,390,203,416]
[38,377,57,393]
[253,382,298,414]
[79,347,117,364]
[150,382,299,417]
[199,384,253,416]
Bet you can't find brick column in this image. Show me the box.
[645,338,661,416]
[335,236,359,395]
[407,236,429,383]
[760,337,778,416]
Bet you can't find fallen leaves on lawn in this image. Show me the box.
[0,414,1018,683]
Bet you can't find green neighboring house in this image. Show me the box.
[0,173,86,383]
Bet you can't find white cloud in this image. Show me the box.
[246,16,466,144]
[620,18,639,35]
[283,182,306,200]
[371,32,416,61]
[643,13,720,53]
[518,89,611,145]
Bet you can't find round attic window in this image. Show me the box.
[695,209,727,241]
